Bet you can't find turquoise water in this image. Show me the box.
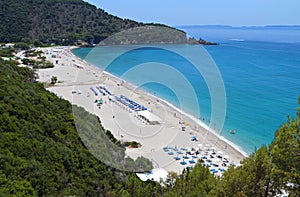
[72,26,300,154]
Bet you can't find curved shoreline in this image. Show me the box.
[71,47,248,158]
[35,46,247,173]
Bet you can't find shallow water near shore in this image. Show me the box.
[72,27,300,154]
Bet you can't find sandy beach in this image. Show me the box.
[33,46,246,175]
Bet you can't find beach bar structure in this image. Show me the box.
[137,110,161,125]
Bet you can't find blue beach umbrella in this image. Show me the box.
[189,160,196,164]
[212,163,219,167]
[183,155,189,159]
[180,161,187,165]
[168,152,174,155]
[174,156,180,160]
[202,155,207,159]
[205,163,211,167]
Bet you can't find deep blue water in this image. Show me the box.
[72,26,300,154]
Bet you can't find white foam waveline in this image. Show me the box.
[70,48,249,158]
[102,69,249,158]
[144,91,249,158]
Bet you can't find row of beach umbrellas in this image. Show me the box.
[120,95,147,111]
[163,145,231,173]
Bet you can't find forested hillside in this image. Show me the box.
[0,60,154,196]
[0,59,299,196]
[0,0,299,196]
[0,0,142,44]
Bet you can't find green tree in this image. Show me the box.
[269,102,300,196]
[51,76,58,84]
[33,39,42,47]
[166,164,218,197]
[214,97,300,197]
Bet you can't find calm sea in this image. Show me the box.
[72,26,300,154]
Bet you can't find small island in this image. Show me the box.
[198,38,219,45]
[188,37,219,45]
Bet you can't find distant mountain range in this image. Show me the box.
[176,25,300,30]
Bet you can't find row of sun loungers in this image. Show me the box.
[89,86,147,112]
[90,86,113,96]
[96,86,106,96]
[114,95,147,111]
[98,86,112,95]
[90,87,98,96]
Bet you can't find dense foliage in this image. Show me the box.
[0,60,153,196]
[0,60,299,196]
[0,1,299,193]
[0,0,142,44]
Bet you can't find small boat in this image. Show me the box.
[229,130,236,134]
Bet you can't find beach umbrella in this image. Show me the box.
[230,163,237,167]
[174,156,180,160]
[189,160,196,164]
[173,148,178,151]
[210,169,218,173]
[168,152,174,155]
[177,151,183,154]
[181,148,187,151]
[183,155,189,159]
[192,155,198,159]
[180,161,187,165]
[212,163,219,167]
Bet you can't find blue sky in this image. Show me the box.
[85,0,299,26]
